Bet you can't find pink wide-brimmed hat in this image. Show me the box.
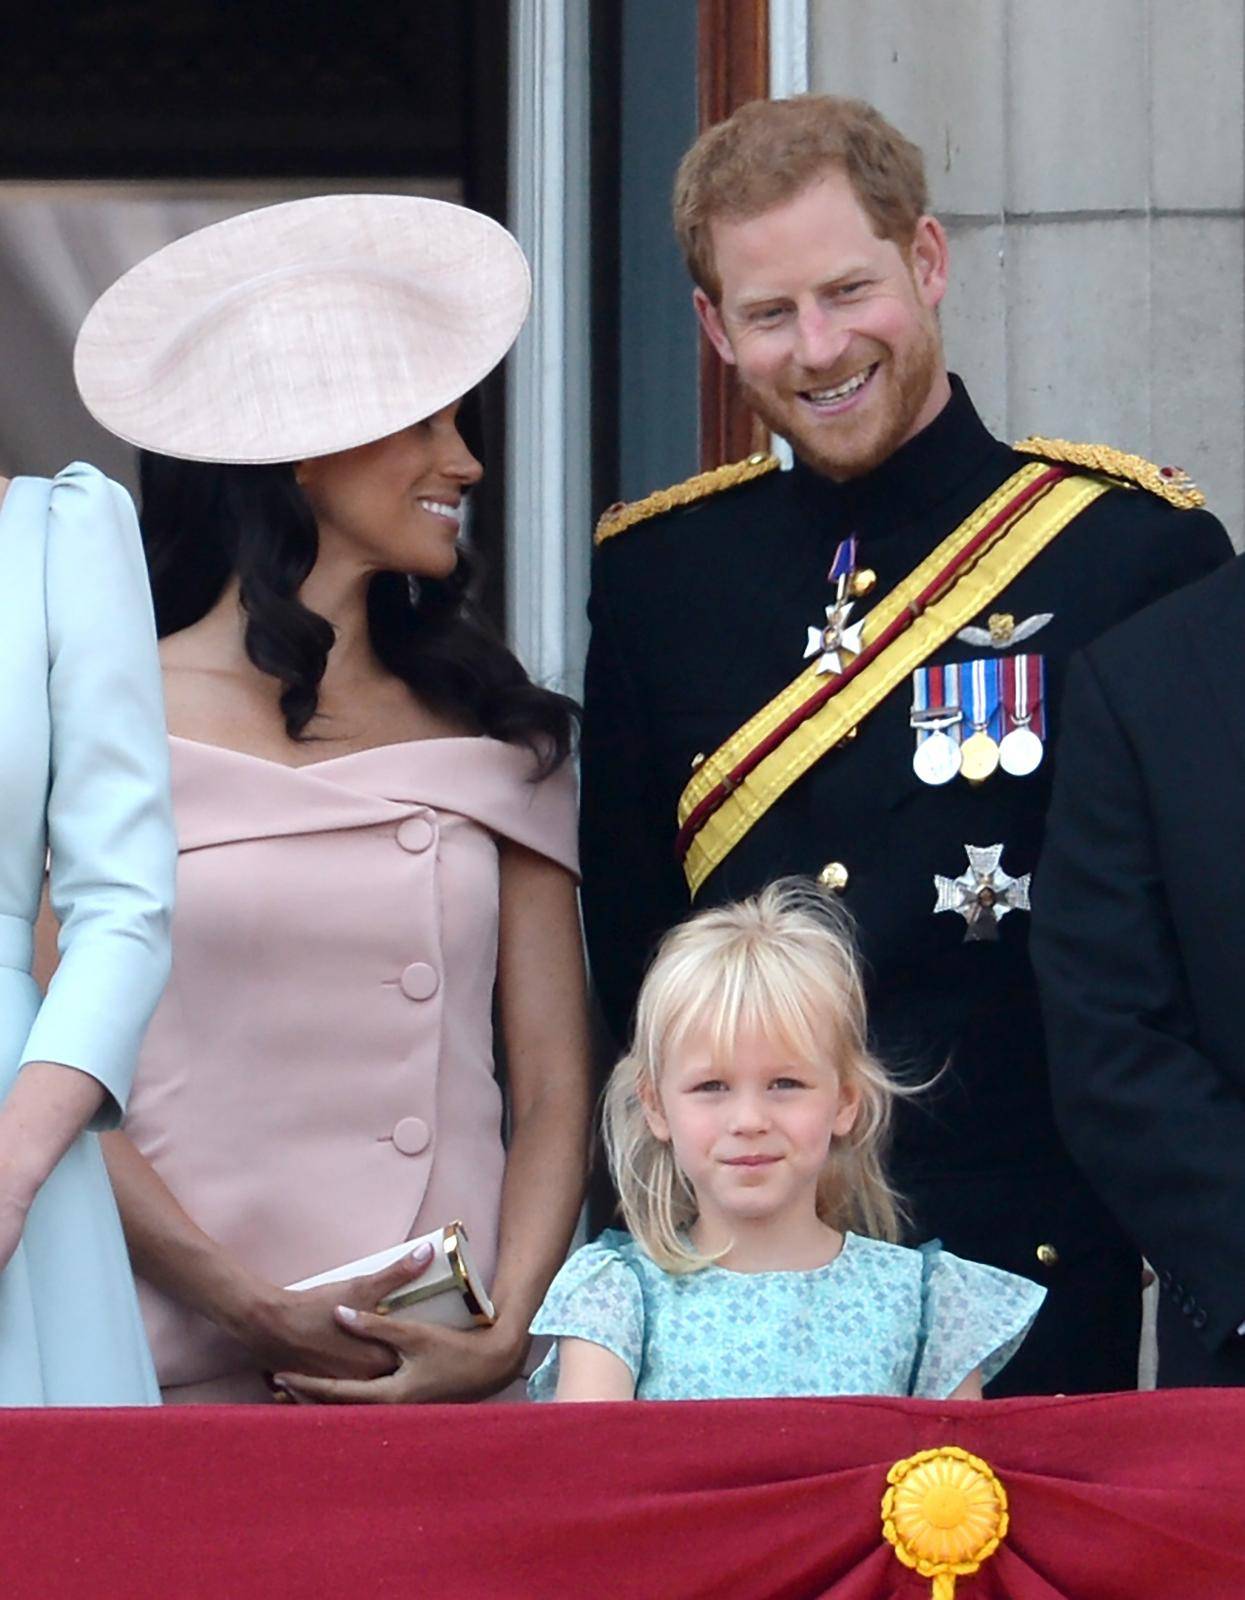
[73,193,531,465]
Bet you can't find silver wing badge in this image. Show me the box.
[956,612,1053,650]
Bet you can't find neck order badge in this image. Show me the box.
[804,536,867,675]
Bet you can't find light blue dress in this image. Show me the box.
[0,465,175,1405]
[530,1228,1046,1401]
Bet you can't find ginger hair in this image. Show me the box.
[673,94,929,301]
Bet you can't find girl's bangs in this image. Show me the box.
[652,935,833,1072]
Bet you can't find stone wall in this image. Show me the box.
[809,0,1245,544]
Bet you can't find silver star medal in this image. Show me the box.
[804,600,867,676]
[934,843,1031,942]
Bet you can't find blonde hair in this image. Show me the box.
[673,94,929,302]
[602,879,911,1273]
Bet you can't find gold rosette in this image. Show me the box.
[881,1446,1008,1598]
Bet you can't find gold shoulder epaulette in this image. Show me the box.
[1013,436,1206,510]
[594,451,781,545]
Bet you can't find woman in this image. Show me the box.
[71,194,592,1403]
[1,463,175,1404]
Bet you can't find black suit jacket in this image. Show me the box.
[1033,554,1245,1386]
[580,380,1232,1394]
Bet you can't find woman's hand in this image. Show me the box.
[238,1243,437,1382]
[272,1307,529,1404]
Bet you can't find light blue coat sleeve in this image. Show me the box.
[527,1239,645,1400]
[19,464,175,1127]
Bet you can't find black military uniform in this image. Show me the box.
[580,376,1231,1395]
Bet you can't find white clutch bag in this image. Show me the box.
[285,1219,496,1329]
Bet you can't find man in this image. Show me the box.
[579,94,1230,1393]
[1033,555,1245,1387]
[579,103,1228,1401]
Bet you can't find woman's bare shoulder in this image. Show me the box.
[159,627,269,743]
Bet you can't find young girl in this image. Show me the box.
[529,879,1044,1402]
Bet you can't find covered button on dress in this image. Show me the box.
[123,735,578,1399]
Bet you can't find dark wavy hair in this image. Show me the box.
[138,450,578,774]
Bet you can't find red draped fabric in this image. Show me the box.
[5,1390,1244,1598]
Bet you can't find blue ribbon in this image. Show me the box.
[828,536,857,584]
[957,657,1003,739]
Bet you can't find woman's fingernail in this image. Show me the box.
[409,1242,434,1265]
[336,1304,359,1323]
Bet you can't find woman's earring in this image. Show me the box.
[407,575,422,609]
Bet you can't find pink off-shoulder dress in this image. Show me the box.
[123,735,578,1402]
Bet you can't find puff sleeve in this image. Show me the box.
[19,464,175,1126]
[910,1246,1046,1398]
[527,1238,646,1400]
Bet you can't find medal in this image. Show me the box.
[804,536,868,675]
[999,727,1043,775]
[804,600,866,675]
[910,665,962,785]
[958,658,1001,784]
[959,731,1000,783]
[914,730,961,785]
[934,842,1031,942]
[998,653,1047,777]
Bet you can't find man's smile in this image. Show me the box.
[797,363,879,413]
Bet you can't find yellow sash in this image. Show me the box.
[677,464,1109,896]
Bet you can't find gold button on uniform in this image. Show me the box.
[1035,1243,1060,1268]
[851,567,877,598]
[818,861,849,893]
